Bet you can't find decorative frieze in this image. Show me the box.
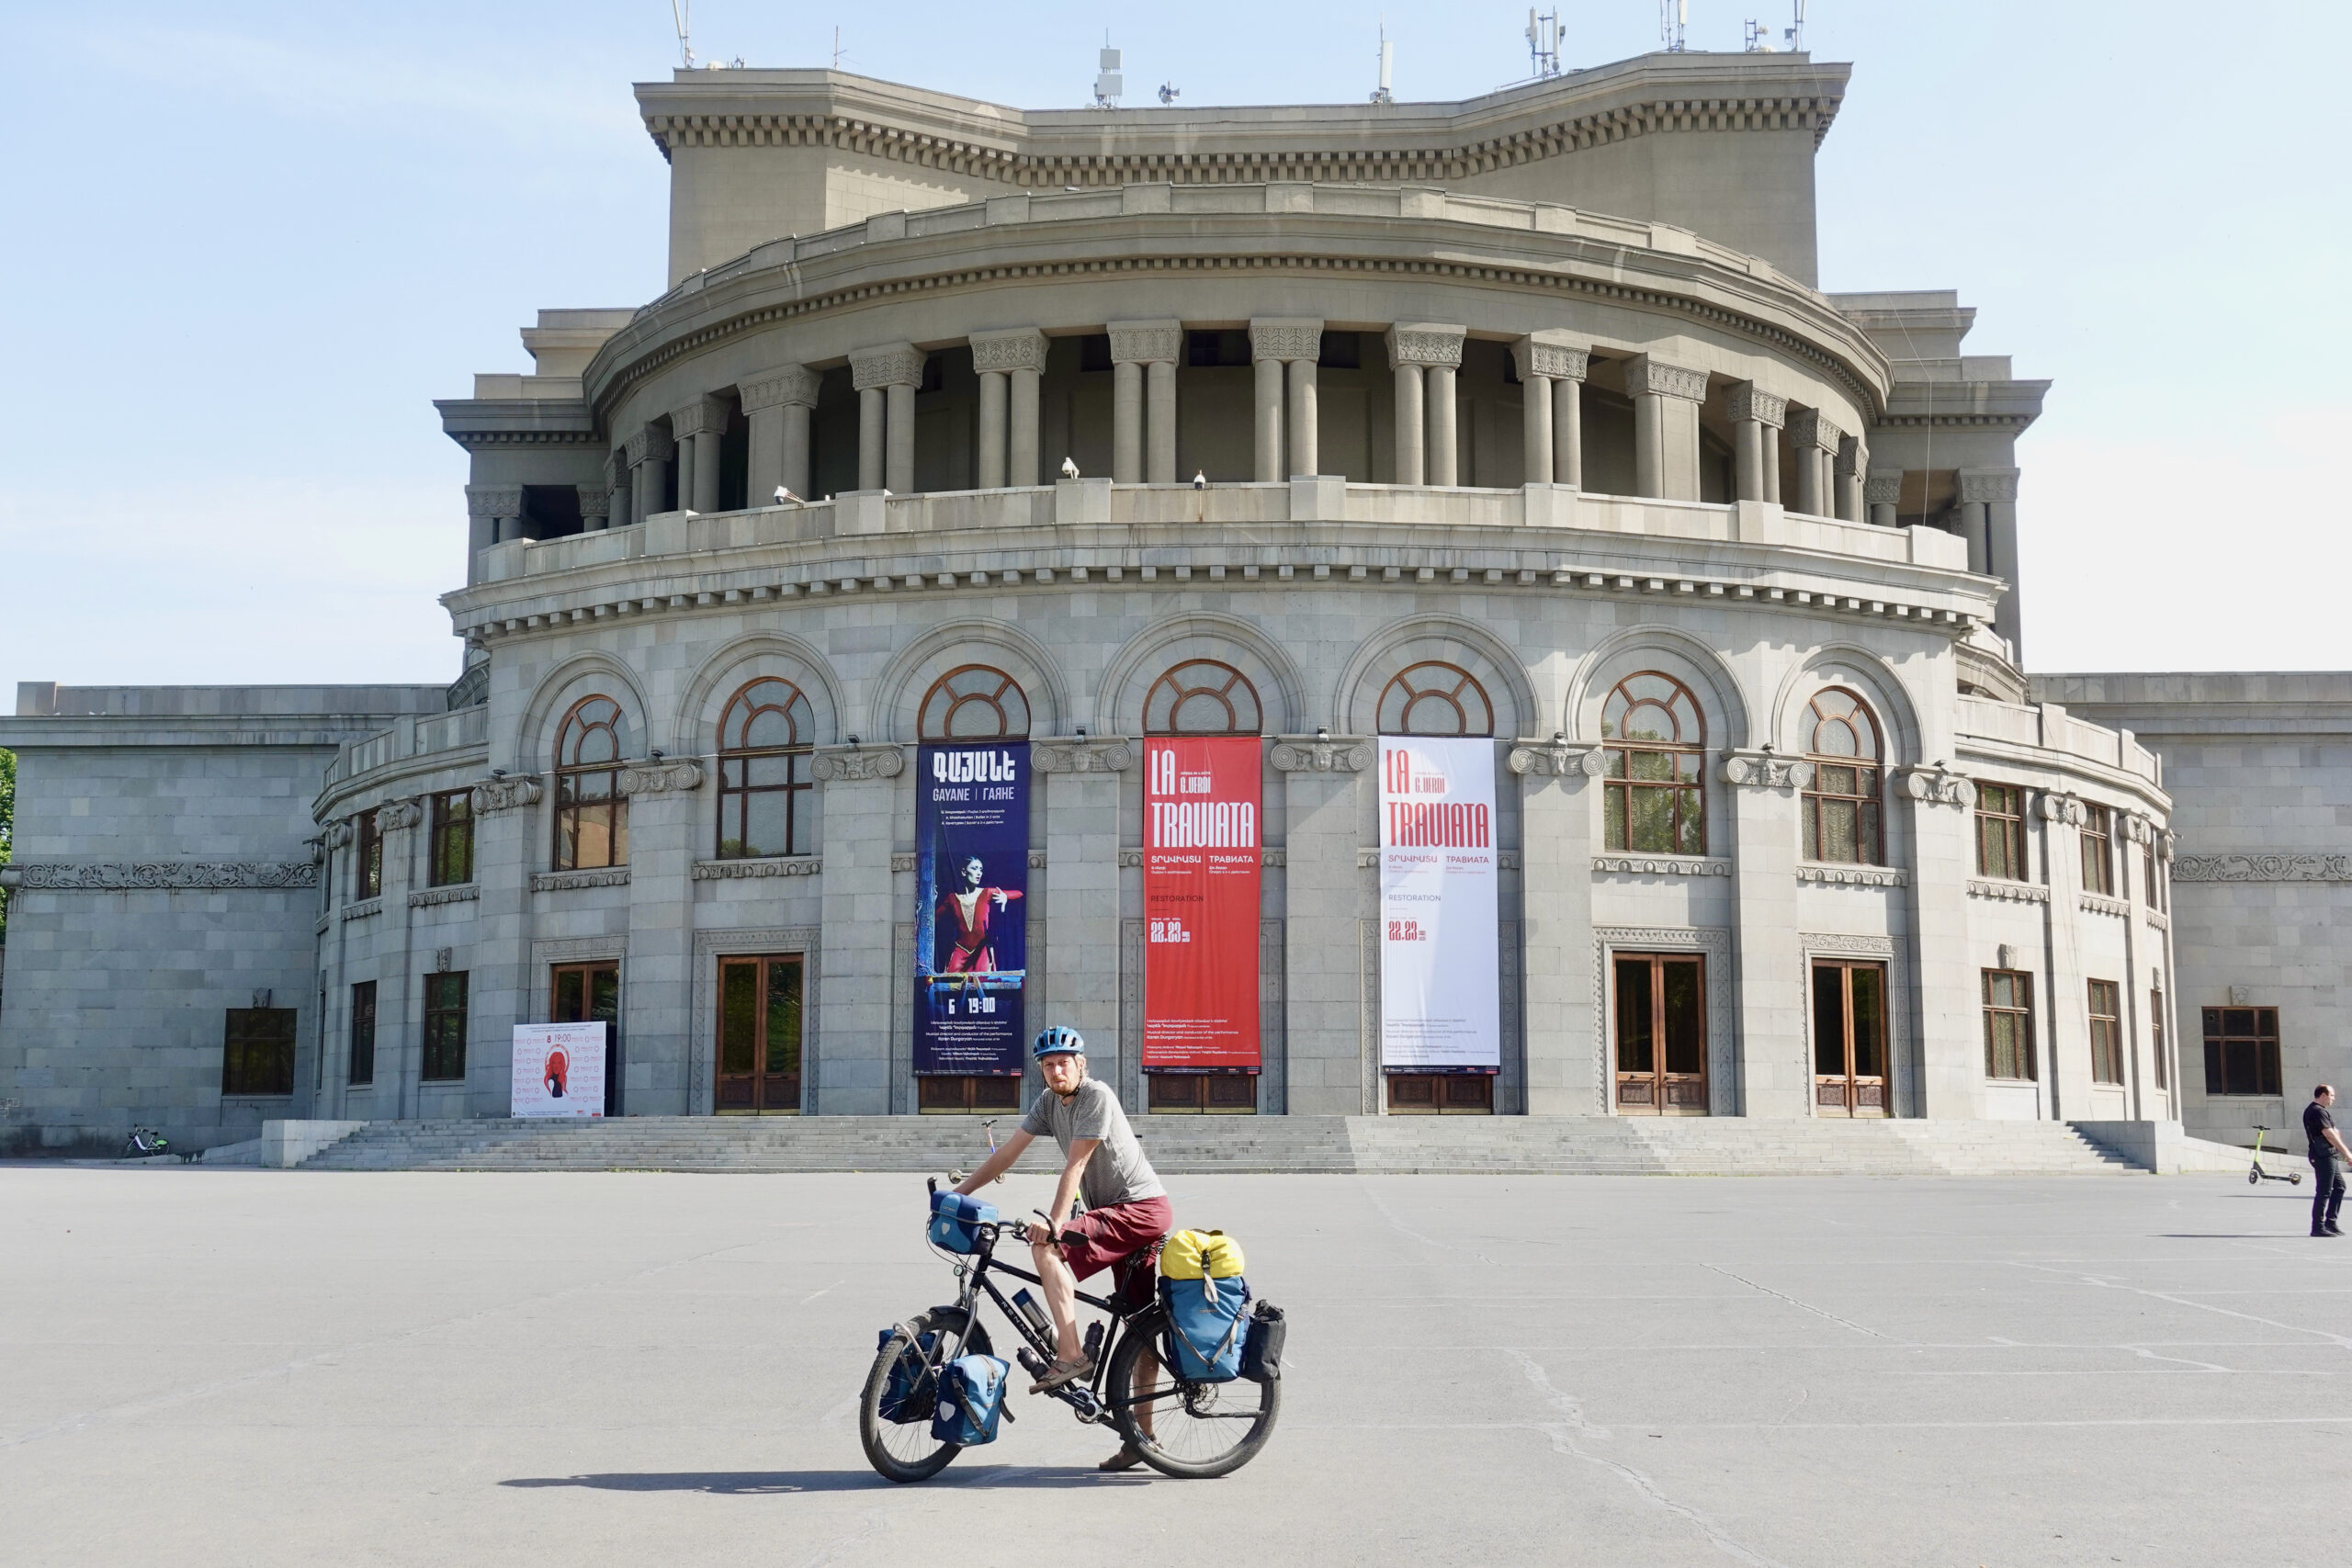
[738,365,820,412]
[850,342,926,390]
[1968,878,2050,904]
[1250,318,1325,364]
[1107,321,1182,365]
[2175,852,2352,883]
[409,884,480,908]
[469,776,544,815]
[1510,333,1589,384]
[1,861,320,891]
[968,328,1049,375]
[1034,739,1136,773]
[1592,854,1731,877]
[1894,766,1974,808]
[2079,893,2130,918]
[1625,356,1708,404]
[617,758,706,795]
[1720,751,1815,790]
[1508,742,1605,778]
[1797,864,1908,888]
[532,868,632,893]
[340,897,382,921]
[1270,735,1371,773]
[692,856,822,880]
[1724,382,1787,428]
[810,745,905,783]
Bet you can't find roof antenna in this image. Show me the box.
[1371,21,1395,104]
[1093,36,1123,107]
[1526,9,1561,79]
[1658,0,1688,51]
[1785,0,1807,51]
[671,0,693,68]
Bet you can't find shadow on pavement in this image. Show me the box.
[501,1468,1145,1494]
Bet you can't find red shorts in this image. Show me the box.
[1052,1194,1174,1282]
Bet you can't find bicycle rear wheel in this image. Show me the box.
[859,1307,992,1483]
[1107,1308,1279,1479]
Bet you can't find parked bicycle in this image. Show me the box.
[123,1126,170,1157]
[859,1179,1281,1482]
[2248,1124,2304,1186]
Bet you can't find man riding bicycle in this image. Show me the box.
[950,1024,1171,1470]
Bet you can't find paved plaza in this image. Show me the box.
[3,1166,2346,1567]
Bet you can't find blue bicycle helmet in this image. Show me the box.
[1032,1025,1086,1059]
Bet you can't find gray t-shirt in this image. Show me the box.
[1020,1076,1166,1211]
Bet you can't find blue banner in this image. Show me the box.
[913,741,1030,1076]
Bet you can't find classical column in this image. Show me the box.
[1035,739,1135,1077]
[1271,735,1374,1117]
[1722,750,1814,1116]
[976,368,1007,490]
[616,756,707,1115]
[576,484,611,532]
[1897,767,1984,1117]
[1725,382,1787,503]
[1834,435,1863,522]
[1510,742,1605,1113]
[1625,355,1709,501]
[1513,333,1589,488]
[671,395,727,513]
[971,329,1048,488]
[1980,468,2024,658]
[850,343,923,493]
[1865,468,1903,529]
[1109,321,1182,485]
[465,484,524,552]
[1388,324,1464,487]
[741,366,820,502]
[636,424,675,515]
[1519,360,1553,485]
[1250,319,1322,481]
[810,744,907,1113]
[1787,408,1839,517]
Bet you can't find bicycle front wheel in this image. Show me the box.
[1107,1308,1280,1479]
[859,1307,991,1483]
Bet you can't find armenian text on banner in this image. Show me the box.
[1142,737,1262,1073]
[913,741,1030,1076]
[1377,736,1501,1072]
[511,1022,606,1117]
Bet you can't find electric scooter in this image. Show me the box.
[2247,1124,2303,1186]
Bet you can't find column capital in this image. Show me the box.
[1107,320,1182,366]
[1250,318,1324,364]
[970,327,1049,375]
[624,424,675,466]
[1269,733,1371,773]
[1863,468,1905,505]
[739,365,821,412]
[469,775,544,815]
[1035,738,1136,773]
[669,394,728,440]
[1720,750,1815,791]
[1724,381,1787,428]
[1894,765,1975,808]
[604,447,627,485]
[850,342,926,391]
[1385,322,1465,369]
[809,742,907,783]
[575,483,612,516]
[1625,355,1709,404]
[1508,741,1606,778]
[616,758,707,796]
[1510,332,1589,385]
[1955,467,2021,502]
[1788,407,1842,454]
[1833,433,1861,477]
[464,484,523,517]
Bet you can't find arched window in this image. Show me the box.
[1601,672,1705,855]
[918,664,1030,740]
[553,695,630,871]
[1803,688,1882,864]
[1377,661,1493,737]
[716,678,816,860]
[1143,660,1262,735]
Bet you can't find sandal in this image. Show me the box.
[1098,1444,1147,1472]
[1027,1356,1093,1394]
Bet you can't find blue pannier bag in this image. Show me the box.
[928,1191,998,1254]
[1159,1274,1251,1383]
[876,1327,938,1424]
[930,1354,1011,1446]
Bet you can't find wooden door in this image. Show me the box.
[917,1075,1024,1114]
[1812,960,1889,1117]
[717,955,803,1114]
[1147,1072,1259,1115]
[1385,1072,1496,1115]
[550,962,621,1116]
[1613,953,1708,1114]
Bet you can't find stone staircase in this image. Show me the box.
[296,1114,2139,1176]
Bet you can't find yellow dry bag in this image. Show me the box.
[1159,1228,1246,1280]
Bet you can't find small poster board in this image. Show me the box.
[512,1022,605,1117]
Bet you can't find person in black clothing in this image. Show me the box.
[2306,1085,2350,1238]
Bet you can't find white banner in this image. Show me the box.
[1378,737,1501,1071]
[511,1023,605,1117]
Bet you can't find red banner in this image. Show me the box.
[1142,737,1262,1072]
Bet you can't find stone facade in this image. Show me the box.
[0,50,2321,1151]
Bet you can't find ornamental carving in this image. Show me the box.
[409,885,480,908]
[2175,852,2352,883]
[2122,813,2154,846]
[379,800,424,831]
[1511,335,1589,384]
[1107,322,1182,365]
[669,395,727,440]
[469,776,544,815]
[2034,791,2086,826]
[2079,893,2130,918]
[464,485,523,518]
[850,343,925,390]
[324,821,355,849]
[1508,743,1605,779]
[1250,320,1325,364]
[692,856,823,880]
[1270,736,1371,773]
[532,868,632,893]
[4,861,320,891]
[1724,382,1787,428]
[1720,752,1815,790]
[811,745,906,783]
[1624,356,1709,404]
[1385,325,1465,369]
[1796,864,1909,888]
[1894,767,1974,808]
[1863,469,1904,505]
[1035,739,1136,773]
[738,365,820,412]
[624,424,675,465]
[1592,854,1732,877]
[1029,851,1049,869]
[1968,878,2051,904]
[1955,468,2020,504]
[575,484,613,518]
[340,897,382,922]
[1788,407,1842,454]
[969,329,1049,375]
[617,759,706,796]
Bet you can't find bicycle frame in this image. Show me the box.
[928,1224,1158,1426]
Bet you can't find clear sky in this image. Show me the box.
[2,0,2343,692]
